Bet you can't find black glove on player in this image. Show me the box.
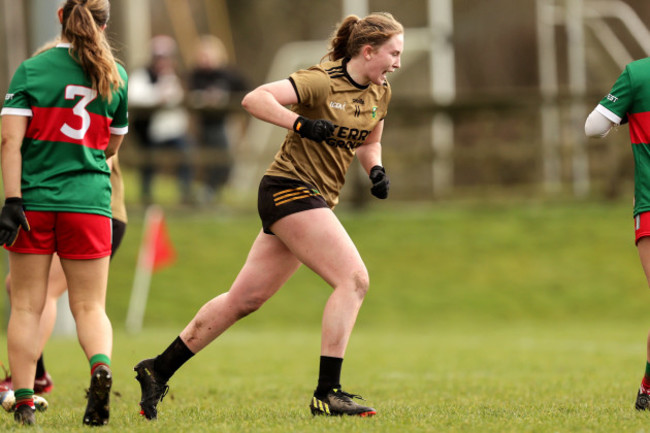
[369,165,390,199]
[0,197,30,246]
[293,116,334,143]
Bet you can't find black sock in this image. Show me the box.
[35,355,45,378]
[315,356,343,399]
[153,336,195,382]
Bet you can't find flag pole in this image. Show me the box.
[125,204,162,333]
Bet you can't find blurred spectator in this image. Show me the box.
[188,35,248,205]
[129,35,194,206]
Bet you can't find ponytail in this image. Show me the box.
[61,0,123,102]
[325,15,360,62]
[324,12,403,62]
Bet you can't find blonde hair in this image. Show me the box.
[325,12,403,62]
[60,0,123,101]
[194,35,228,68]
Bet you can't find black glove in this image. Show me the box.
[0,197,30,246]
[293,116,334,142]
[369,165,389,199]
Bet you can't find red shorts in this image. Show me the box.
[635,212,650,245]
[5,211,112,259]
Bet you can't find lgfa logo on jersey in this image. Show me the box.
[5,93,14,101]
[372,106,378,118]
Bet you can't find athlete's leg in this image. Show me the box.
[7,252,52,391]
[271,208,369,358]
[136,230,301,420]
[61,257,112,359]
[4,258,64,352]
[63,257,113,427]
[179,230,301,353]
[638,239,650,361]
[634,237,650,410]
[37,254,67,354]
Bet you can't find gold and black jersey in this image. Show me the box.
[110,153,127,223]
[264,58,391,208]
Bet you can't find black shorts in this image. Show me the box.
[111,218,127,259]
[258,175,329,235]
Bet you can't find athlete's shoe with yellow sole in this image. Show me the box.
[310,388,376,417]
[134,358,169,420]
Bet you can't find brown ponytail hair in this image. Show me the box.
[60,0,123,101]
[325,12,403,62]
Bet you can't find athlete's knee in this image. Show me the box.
[350,270,369,299]
[69,301,102,318]
[231,292,267,318]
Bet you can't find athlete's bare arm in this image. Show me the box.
[105,134,124,159]
[356,119,384,174]
[241,79,300,130]
[1,115,28,197]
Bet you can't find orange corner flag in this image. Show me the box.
[126,205,176,333]
[145,206,176,272]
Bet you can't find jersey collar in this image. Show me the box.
[56,43,72,48]
[342,58,369,90]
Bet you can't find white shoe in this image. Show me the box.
[0,390,48,412]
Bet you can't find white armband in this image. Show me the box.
[585,108,615,138]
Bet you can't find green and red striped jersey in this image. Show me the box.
[1,43,128,217]
[598,57,650,217]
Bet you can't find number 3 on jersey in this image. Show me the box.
[60,85,97,140]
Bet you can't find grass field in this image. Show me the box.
[2,196,650,431]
